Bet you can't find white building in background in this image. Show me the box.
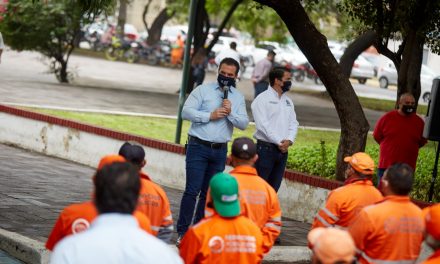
[388,40,440,74]
[125,0,167,32]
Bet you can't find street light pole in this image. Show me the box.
[174,0,198,144]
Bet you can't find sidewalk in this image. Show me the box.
[0,143,310,248]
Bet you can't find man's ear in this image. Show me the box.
[252,154,258,163]
[141,160,146,168]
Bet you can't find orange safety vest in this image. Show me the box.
[349,195,424,264]
[312,179,383,229]
[229,165,282,254]
[179,213,264,264]
[45,201,152,250]
[138,172,173,237]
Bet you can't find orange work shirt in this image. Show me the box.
[45,201,152,250]
[312,179,383,229]
[349,195,424,264]
[138,172,173,240]
[421,250,440,264]
[179,213,264,264]
[229,165,282,253]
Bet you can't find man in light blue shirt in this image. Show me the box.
[51,162,182,264]
[176,57,249,244]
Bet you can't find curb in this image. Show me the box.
[0,229,50,264]
[0,227,310,264]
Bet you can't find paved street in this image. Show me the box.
[0,143,310,247]
[0,50,384,129]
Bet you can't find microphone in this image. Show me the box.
[223,86,228,99]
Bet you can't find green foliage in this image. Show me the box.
[339,0,440,54]
[0,0,112,82]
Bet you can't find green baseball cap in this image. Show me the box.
[209,172,240,217]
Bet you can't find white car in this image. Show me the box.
[333,52,376,84]
[377,63,439,102]
[251,41,307,66]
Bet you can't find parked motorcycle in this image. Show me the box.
[104,36,137,63]
[130,40,171,65]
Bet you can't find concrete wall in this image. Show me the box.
[0,109,330,223]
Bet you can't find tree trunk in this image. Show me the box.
[254,0,370,181]
[339,30,377,78]
[117,0,127,38]
[397,28,424,105]
[145,8,175,46]
[59,61,68,83]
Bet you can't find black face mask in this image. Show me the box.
[402,105,416,115]
[217,74,236,88]
[281,81,292,93]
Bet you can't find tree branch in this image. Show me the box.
[206,0,243,53]
[142,0,153,33]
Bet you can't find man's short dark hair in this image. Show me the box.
[94,162,140,215]
[219,57,240,75]
[384,163,414,195]
[119,142,145,166]
[269,67,288,86]
[267,50,276,57]
[230,42,237,50]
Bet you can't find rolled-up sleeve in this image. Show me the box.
[182,88,211,123]
[227,96,249,130]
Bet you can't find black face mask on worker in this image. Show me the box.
[217,74,236,88]
[281,81,292,93]
[402,105,416,115]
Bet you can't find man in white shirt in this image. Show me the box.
[215,41,240,68]
[251,67,299,192]
[51,162,182,264]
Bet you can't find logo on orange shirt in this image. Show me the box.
[71,218,90,234]
[208,236,225,253]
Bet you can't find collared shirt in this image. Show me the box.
[349,195,424,264]
[252,58,272,83]
[51,214,183,264]
[251,86,299,145]
[182,82,249,143]
[215,48,240,66]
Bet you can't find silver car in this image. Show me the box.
[378,63,439,102]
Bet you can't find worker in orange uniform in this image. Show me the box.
[45,155,152,251]
[349,163,424,264]
[312,152,383,229]
[308,227,356,264]
[171,35,184,66]
[227,137,282,253]
[179,172,264,263]
[421,203,440,264]
[118,142,173,243]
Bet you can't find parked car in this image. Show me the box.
[333,52,376,84]
[377,64,439,102]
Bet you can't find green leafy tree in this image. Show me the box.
[1,0,114,82]
[340,0,440,102]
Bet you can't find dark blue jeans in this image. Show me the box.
[377,168,386,187]
[255,142,288,192]
[254,81,269,98]
[176,141,227,236]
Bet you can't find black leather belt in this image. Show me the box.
[188,135,227,149]
[257,140,279,149]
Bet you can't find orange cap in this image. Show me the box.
[97,154,126,170]
[344,152,375,175]
[423,203,440,240]
[308,227,355,264]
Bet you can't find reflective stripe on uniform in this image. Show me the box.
[322,207,340,221]
[163,215,173,221]
[264,223,281,230]
[316,214,332,227]
[151,226,161,231]
[359,250,416,264]
[163,225,174,230]
[270,217,282,222]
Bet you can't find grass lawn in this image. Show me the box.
[27,107,439,202]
